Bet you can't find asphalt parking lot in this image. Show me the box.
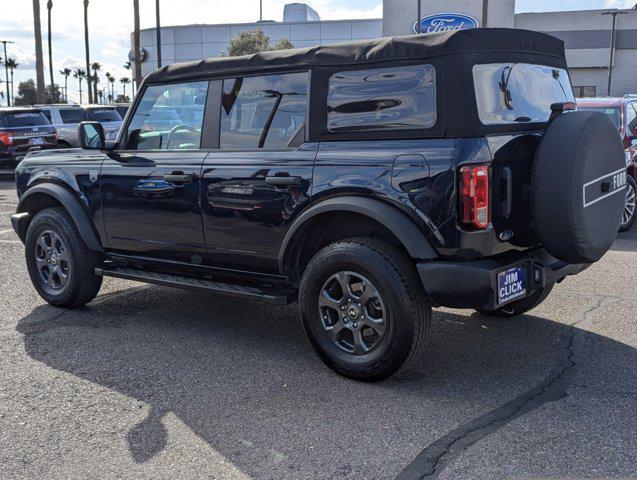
[0,178,635,480]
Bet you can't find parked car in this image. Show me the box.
[0,107,57,169]
[83,106,123,147]
[577,96,637,231]
[39,104,123,149]
[114,103,130,119]
[11,29,626,381]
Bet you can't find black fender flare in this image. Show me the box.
[17,183,103,252]
[278,196,438,273]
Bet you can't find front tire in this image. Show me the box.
[476,285,554,318]
[25,207,103,308]
[299,238,431,381]
[619,175,636,232]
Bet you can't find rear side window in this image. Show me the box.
[326,65,436,132]
[85,108,121,122]
[220,72,308,150]
[1,111,50,127]
[125,81,208,150]
[60,109,86,124]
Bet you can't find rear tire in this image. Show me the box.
[299,237,431,381]
[25,207,102,308]
[619,175,636,232]
[477,285,554,318]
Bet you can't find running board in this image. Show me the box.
[95,266,296,305]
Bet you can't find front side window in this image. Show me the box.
[473,63,575,125]
[327,65,436,132]
[220,72,308,150]
[125,81,208,150]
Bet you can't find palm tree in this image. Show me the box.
[47,0,54,98]
[108,75,116,103]
[59,67,71,102]
[83,0,93,104]
[133,0,141,97]
[73,68,86,104]
[5,58,19,106]
[90,73,100,104]
[105,72,112,103]
[33,0,47,103]
[90,61,101,103]
[123,60,134,98]
[120,77,130,100]
[97,90,103,104]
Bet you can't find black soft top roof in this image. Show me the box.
[145,28,565,84]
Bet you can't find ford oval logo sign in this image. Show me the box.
[414,13,479,34]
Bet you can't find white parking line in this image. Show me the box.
[0,229,15,235]
[0,239,20,244]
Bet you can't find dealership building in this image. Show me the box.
[135,0,637,97]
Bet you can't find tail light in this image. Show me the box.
[460,165,490,229]
[0,131,13,146]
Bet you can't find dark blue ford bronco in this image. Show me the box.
[12,29,626,380]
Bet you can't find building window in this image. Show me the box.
[573,86,597,98]
[327,64,436,132]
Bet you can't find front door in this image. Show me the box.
[201,72,314,273]
[100,80,210,263]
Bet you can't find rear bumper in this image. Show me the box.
[418,249,590,310]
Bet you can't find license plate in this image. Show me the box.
[497,265,526,305]
[29,137,45,145]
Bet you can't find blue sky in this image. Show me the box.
[0,0,634,103]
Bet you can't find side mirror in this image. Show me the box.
[78,121,105,150]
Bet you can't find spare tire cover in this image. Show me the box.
[533,111,626,264]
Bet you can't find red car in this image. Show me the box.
[578,96,637,231]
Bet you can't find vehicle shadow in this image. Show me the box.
[15,286,637,479]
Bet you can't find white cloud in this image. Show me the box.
[604,0,636,7]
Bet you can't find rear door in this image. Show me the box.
[201,71,315,273]
[100,80,210,263]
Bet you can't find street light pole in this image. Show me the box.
[0,40,14,107]
[602,10,627,96]
[260,0,263,22]
[482,0,489,28]
[155,0,162,68]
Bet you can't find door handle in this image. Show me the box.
[265,175,302,187]
[164,172,195,184]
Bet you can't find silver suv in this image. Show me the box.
[39,104,122,148]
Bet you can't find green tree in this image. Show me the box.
[226,29,295,57]
[272,38,295,51]
[14,79,38,106]
[45,83,63,103]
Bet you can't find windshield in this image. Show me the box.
[1,111,51,128]
[473,63,575,125]
[577,106,621,130]
[85,108,121,122]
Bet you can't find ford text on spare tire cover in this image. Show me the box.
[532,110,626,264]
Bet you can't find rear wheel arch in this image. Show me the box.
[279,196,438,281]
[17,183,103,253]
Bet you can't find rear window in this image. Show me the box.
[59,109,86,124]
[473,63,575,125]
[0,111,50,128]
[577,106,621,129]
[327,64,436,132]
[85,108,121,122]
